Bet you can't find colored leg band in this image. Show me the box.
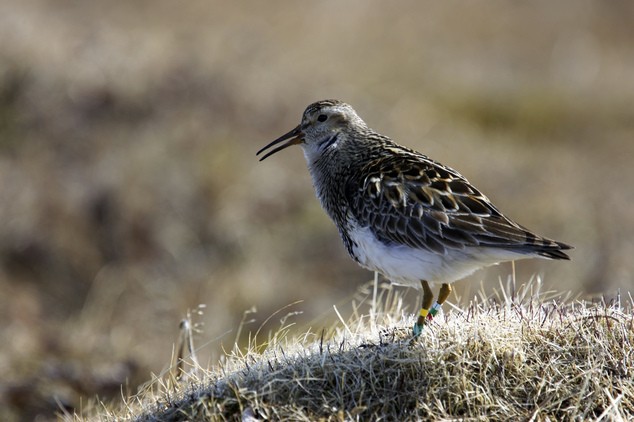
[419,308,429,318]
[427,302,441,320]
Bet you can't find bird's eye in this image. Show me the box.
[317,114,328,122]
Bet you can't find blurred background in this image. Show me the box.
[1,0,633,419]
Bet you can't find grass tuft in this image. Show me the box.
[99,278,634,421]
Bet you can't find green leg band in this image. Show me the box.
[413,308,430,336]
[427,302,442,320]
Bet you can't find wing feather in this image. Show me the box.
[345,149,571,258]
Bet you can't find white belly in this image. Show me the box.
[349,225,526,288]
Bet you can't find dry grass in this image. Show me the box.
[90,279,634,421]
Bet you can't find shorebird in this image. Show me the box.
[257,99,572,335]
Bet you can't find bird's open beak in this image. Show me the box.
[257,125,303,161]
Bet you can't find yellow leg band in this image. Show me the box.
[419,308,429,318]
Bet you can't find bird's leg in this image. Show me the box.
[428,283,452,321]
[413,280,434,336]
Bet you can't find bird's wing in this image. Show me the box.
[345,150,570,258]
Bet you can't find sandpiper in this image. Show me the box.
[257,99,572,336]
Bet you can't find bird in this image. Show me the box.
[257,99,572,336]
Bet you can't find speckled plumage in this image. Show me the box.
[257,99,572,333]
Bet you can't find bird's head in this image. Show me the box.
[257,99,366,161]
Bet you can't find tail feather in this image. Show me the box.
[535,240,573,260]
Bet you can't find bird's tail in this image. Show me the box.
[534,240,573,260]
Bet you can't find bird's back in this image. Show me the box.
[342,140,571,262]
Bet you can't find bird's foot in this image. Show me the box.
[412,322,424,337]
[412,302,442,337]
[413,308,429,336]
